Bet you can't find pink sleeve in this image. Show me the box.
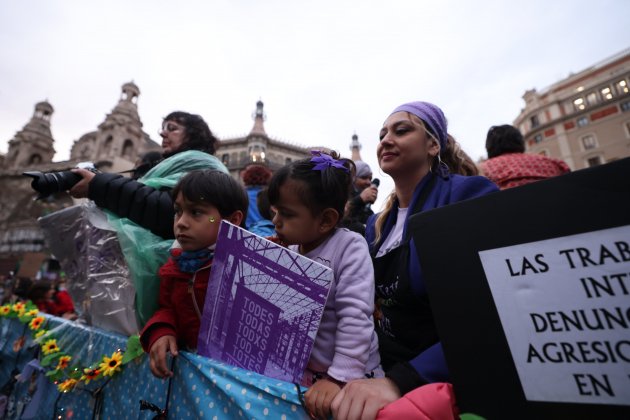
[376,383,458,420]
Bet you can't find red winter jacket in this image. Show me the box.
[140,257,212,352]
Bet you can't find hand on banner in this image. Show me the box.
[304,377,342,419]
[331,377,400,420]
[149,335,178,378]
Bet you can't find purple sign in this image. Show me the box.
[223,286,280,372]
[198,222,333,383]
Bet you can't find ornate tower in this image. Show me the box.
[70,81,147,165]
[350,132,362,162]
[247,100,269,163]
[5,101,56,169]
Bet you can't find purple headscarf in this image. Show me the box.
[390,101,448,153]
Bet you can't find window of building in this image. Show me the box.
[573,97,586,111]
[600,86,613,100]
[586,156,603,167]
[581,135,597,150]
[222,153,229,165]
[616,79,629,95]
[28,154,42,164]
[530,115,540,128]
[121,139,134,159]
[586,91,598,106]
[533,134,543,143]
[577,116,589,127]
[621,100,630,112]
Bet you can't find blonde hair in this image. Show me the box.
[372,114,477,245]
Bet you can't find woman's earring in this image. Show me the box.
[209,216,216,223]
[436,153,450,178]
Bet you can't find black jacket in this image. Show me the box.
[88,173,175,239]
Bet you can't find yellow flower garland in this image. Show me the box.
[99,351,123,377]
[0,301,142,394]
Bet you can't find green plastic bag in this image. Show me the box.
[105,150,228,326]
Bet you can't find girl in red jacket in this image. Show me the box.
[140,169,248,378]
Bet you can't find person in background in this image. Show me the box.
[247,188,276,237]
[27,280,76,319]
[480,124,570,189]
[131,151,163,180]
[70,111,227,239]
[268,150,382,420]
[140,169,248,378]
[346,161,378,225]
[241,164,273,230]
[69,113,229,325]
[331,101,498,420]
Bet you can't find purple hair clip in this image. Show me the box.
[310,151,349,173]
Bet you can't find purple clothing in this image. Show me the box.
[290,228,382,382]
[366,173,498,392]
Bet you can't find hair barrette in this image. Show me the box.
[310,151,349,173]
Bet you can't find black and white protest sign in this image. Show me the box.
[479,225,630,405]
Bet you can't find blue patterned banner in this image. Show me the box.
[0,317,308,419]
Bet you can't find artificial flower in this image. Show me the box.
[29,316,45,330]
[34,330,46,339]
[0,305,10,315]
[25,309,39,317]
[12,302,25,313]
[99,351,123,377]
[56,355,72,370]
[57,378,77,392]
[80,368,101,384]
[42,339,60,355]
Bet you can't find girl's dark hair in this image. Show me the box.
[163,111,218,157]
[172,170,249,227]
[267,151,355,222]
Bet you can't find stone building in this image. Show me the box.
[0,82,160,262]
[0,91,314,271]
[349,132,363,162]
[514,48,630,170]
[216,100,311,179]
[68,82,160,170]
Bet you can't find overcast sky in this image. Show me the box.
[1,0,628,208]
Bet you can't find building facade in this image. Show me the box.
[216,100,311,179]
[0,82,160,259]
[514,48,630,170]
[0,93,313,264]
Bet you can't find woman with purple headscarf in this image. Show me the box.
[331,102,498,419]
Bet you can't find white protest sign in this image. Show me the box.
[479,225,630,406]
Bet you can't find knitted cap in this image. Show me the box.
[390,101,448,153]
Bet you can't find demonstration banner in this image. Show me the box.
[197,222,333,383]
[409,158,630,419]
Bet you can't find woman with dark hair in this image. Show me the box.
[70,111,226,239]
[69,112,227,325]
[331,101,498,419]
[241,164,273,229]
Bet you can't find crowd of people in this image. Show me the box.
[6,101,572,419]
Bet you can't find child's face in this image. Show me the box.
[271,180,327,254]
[173,192,222,252]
